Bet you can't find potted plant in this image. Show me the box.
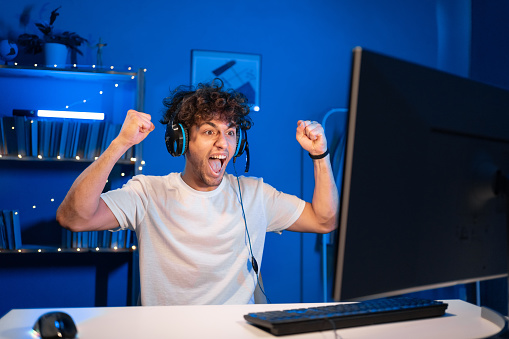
[17,6,88,67]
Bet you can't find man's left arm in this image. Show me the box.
[286,120,339,234]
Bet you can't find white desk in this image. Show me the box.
[0,300,503,339]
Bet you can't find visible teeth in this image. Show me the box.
[210,155,226,159]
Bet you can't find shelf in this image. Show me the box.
[0,155,136,165]
[0,246,137,254]
[0,65,139,82]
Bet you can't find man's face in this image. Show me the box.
[181,118,237,191]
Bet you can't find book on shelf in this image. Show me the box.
[14,117,26,157]
[85,121,104,159]
[49,120,63,158]
[62,228,136,250]
[58,120,69,158]
[40,118,52,157]
[2,117,18,156]
[68,121,81,158]
[0,213,6,249]
[0,118,5,155]
[0,208,135,253]
[0,210,22,250]
[0,116,131,161]
[30,119,38,157]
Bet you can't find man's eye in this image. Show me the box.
[227,131,235,136]
[205,130,214,135]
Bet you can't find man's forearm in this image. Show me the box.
[311,155,339,231]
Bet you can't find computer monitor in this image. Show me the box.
[333,47,509,302]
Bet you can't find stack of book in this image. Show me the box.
[0,210,22,250]
[0,116,134,161]
[62,229,137,250]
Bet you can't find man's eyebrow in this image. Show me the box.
[198,121,235,129]
[202,121,218,129]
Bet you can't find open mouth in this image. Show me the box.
[208,154,227,175]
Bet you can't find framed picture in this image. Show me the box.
[191,50,261,110]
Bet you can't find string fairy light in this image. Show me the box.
[59,79,126,111]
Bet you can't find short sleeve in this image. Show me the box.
[261,181,305,233]
[100,176,149,231]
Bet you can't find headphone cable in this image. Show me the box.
[233,162,271,303]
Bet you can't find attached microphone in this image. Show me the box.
[233,140,250,173]
[251,256,259,275]
[244,142,250,173]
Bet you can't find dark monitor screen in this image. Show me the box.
[333,47,509,302]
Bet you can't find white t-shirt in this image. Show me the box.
[101,173,305,305]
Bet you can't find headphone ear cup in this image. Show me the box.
[165,123,177,156]
[165,123,188,157]
[234,128,246,158]
[232,127,250,173]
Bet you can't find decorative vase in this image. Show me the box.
[0,40,18,65]
[44,43,68,68]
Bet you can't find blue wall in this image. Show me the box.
[2,0,503,310]
[471,0,509,88]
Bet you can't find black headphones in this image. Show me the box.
[165,118,250,172]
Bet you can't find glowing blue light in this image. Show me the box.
[37,110,105,120]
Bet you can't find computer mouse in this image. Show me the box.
[32,311,78,339]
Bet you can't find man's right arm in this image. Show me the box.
[56,110,155,232]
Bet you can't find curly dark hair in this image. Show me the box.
[160,78,253,130]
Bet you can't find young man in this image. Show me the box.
[56,80,338,305]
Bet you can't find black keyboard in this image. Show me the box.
[244,297,448,336]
